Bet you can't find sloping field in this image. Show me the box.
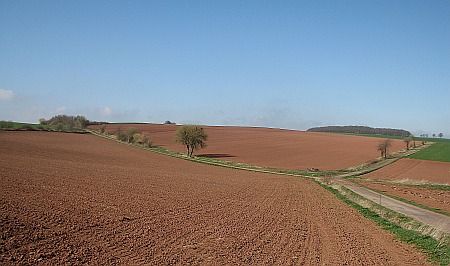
[90,124,404,170]
[364,158,450,184]
[0,131,429,264]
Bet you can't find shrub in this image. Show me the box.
[132,133,152,147]
[126,128,139,143]
[116,128,128,142]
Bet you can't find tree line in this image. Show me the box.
[307,125,411,137]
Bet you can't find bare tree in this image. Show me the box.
[176,125,208,157]
[438,133,444,138]
[377,139,392,159]
[403,136,412,150]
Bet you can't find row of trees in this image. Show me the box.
[307,126,411,137]
[419,133,444,138]
[378,135,422,159]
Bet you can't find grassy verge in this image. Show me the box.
[409,142,450,162]
[318,182,450,265]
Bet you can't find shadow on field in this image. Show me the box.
[197,153,236,158]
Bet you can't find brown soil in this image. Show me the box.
[0,131,429,265]
[355,180,450,214]
[364,158,450,184]
[90,124,405,170]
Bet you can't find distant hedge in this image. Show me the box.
[307,126,411,137]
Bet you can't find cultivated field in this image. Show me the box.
[0,131,429,264]
[364,158,450,185]
[90,124,405,170]
[359,158,450,217]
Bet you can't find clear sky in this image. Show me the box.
[1,0,449,136]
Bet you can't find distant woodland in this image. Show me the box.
[307,126,411,137]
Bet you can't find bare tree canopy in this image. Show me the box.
[403,136,413,150]
[377,139,392,159]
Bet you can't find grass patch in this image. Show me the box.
[0,120,86,133]
[318,183,450,265]
[409,142,450,162]
[0,121,43,130]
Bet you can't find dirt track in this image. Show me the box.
[90,124,405,170]
[364,158,450,184]
[356,180,450,214]
[0,131,429,265]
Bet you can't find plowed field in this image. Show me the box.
[0,131,429,264]
[90,124,405,170]
[364,158,450,184]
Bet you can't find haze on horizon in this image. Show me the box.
[1,0,449,137]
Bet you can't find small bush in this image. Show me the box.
[116,129,128,142]
[132,133,152,147]
[126,128,139,143]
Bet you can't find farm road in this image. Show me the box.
[335,178,450,236]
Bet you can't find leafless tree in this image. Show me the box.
[403,136,412,150]
[377,139,392,159]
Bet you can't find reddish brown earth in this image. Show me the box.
[0,131,429,265]
[90,124,405,170]
[364,158,450,184]
[355,180,450,214]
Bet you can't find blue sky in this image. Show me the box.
[1,0,449,136]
